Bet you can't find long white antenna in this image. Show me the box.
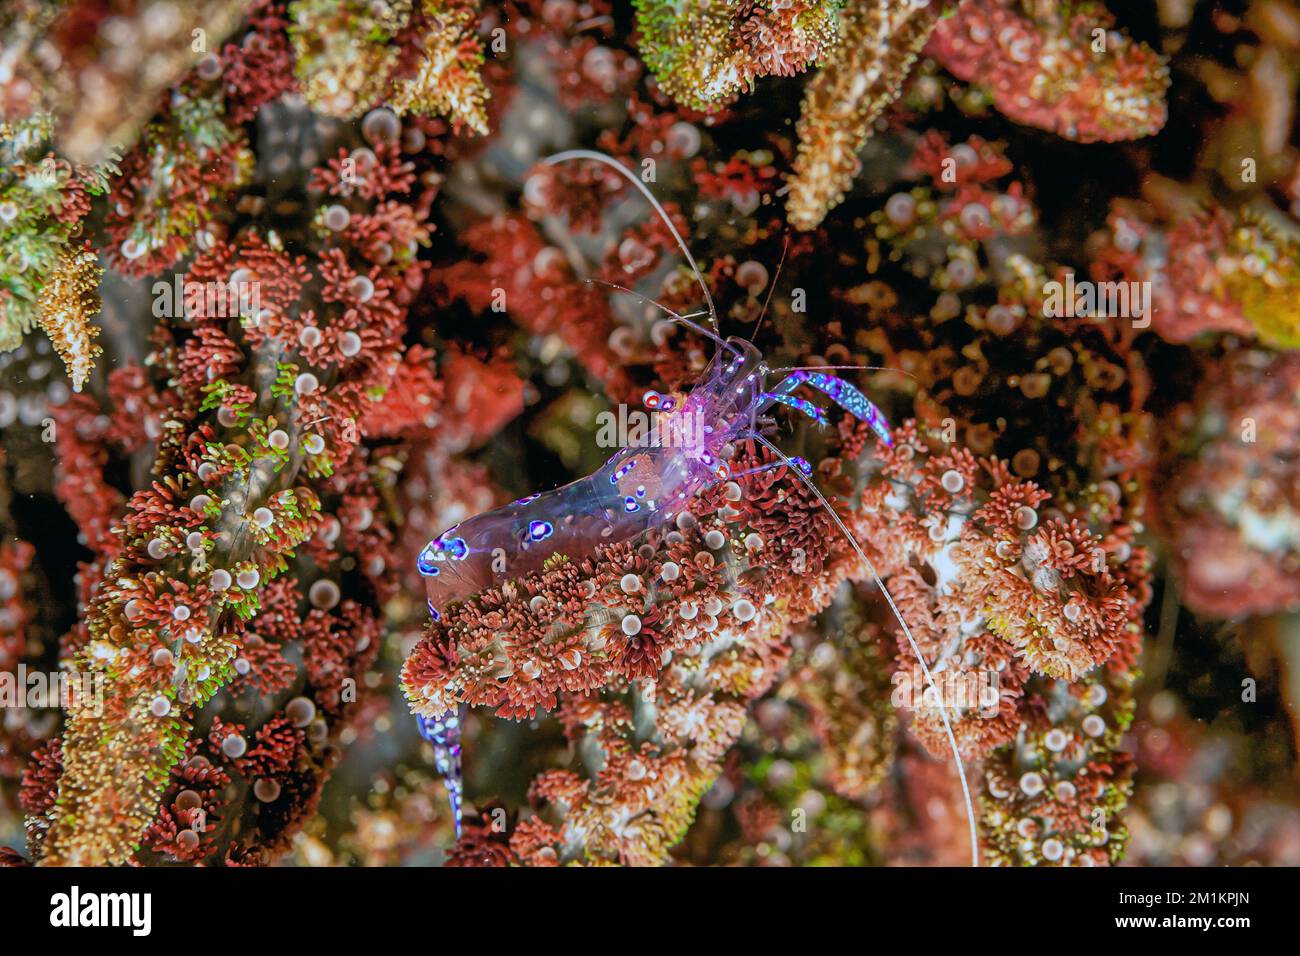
[751,432,980,867]
[543,149,720,333]
[584,277,738,355]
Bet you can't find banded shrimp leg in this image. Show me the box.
[415,712,463,836]
[685,355,983,865]
[756,369,979,864]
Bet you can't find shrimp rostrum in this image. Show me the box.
[401,150,978,864]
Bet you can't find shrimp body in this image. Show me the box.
[420,338,766,622]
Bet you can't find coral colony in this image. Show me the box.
[0,0,1296,874]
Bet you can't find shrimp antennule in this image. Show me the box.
[751,235,790,341]
[749,432,980,867]
[768,364,921,385]
[583,277,740,355]
[543,149,720,333]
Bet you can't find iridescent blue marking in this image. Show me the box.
[764,391,829,425]
[789,456,813,476]
[513,493,540,505]
[635,485,646,498]
[528,519,553,541]
[771,370,894,446]
[417,544,440,576]
[417,710,463,836]
[624,496,639,513]
[427,599,441,621]
[610,457,638,485]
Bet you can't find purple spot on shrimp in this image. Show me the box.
[512,493,540,505]
[528,520,553,541]
[624,496,639,513]
[427,600,440,621]
[610,457,638,484]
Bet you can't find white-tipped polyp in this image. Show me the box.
[751,432,980,867]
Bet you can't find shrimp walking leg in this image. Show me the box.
[762,391,830,425]
[772,370,894,446]
[417,710,464,836]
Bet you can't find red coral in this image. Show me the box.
[928,0,1169,142]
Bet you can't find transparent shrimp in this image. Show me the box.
[410,150,979,865]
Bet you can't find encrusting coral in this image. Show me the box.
[28,66,444,861]
[290,0,490,132]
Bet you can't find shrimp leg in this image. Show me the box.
[771,371,893,446]
[417,710,464,836]
[749,432,979,866]
[762,391,830,426]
